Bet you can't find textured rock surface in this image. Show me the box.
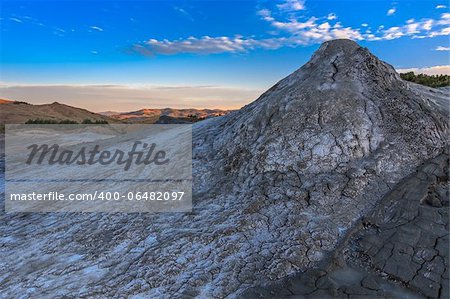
[0,39,448,298]
[242,152,449,298]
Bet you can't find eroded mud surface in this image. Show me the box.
[243,152,449,298]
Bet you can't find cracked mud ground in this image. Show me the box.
[243,152,449,298]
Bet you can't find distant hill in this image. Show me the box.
[102,108,233,123]
[0,100,232,128]
[0,99,14,104]
[0,101,117,126]
[154,115,193,124]
[99,111,121,117]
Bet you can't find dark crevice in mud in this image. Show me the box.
[330,56,339,83]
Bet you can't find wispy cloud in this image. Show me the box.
[133,36,288,55]
[259,8,364,42]
[436,46,450,51]
[379,13,450,40]
[396,65,450,75]
[436,5,447,9]
[9,17,23,23]
[132,2,450,56]
[257,9,275,22]
[90,26,104,32]
[5,15,72,37]
[327,13,337,21]
[277,0,305,11]
[263,12,450,42]
[173,6,194,21]
[387,7,396,16]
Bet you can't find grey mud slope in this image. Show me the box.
[0,39,448,298]
[243,152,449,298]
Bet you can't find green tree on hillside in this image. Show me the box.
[400,72,450,88]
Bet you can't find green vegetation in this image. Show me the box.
[25,119,78,124]
[25,118,108,124]
[400,72,450,88]
[81,119,108,124]
[186,114,207,122]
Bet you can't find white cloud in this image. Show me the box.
[387,8,396,16]
[269,17,318,33]
[438,13,450,25]
[332,26,364,40]
[9,17,23,23]
[277,0,305,11]
[132,6,450,56]
[259,12,364,43]
[173,6,194,21]
[422,20,433,30]
[381,26,404,39]
[436,5,447,9]
[260,9,450,44]
[327,13,337,20]
[133,36,291,56]
[89,26,103,32]
[373,13,450,40]
[257,9,274,22]
[396,65,450,75]
[361,23,369,27]
[436,46,450,51]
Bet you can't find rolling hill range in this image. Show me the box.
[0,100,231,127]
[0,101,118,125]
[103,108,233,123]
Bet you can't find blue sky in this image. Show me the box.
[0,0,449,111]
